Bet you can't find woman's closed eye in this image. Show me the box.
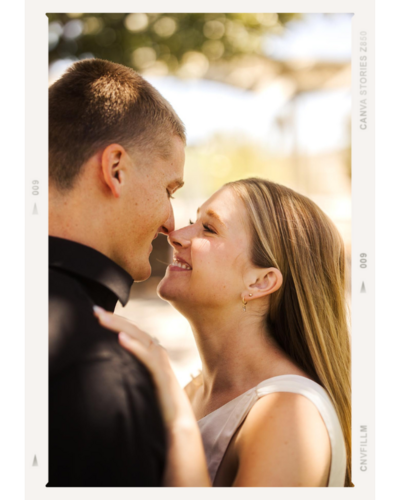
[189,219,216,234]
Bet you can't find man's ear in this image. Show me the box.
[243,267,283,302]
[100,143,127,199]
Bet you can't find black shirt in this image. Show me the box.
[48,236,166,486]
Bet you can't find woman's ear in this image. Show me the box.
[100,143,127,198]
[244,267,283,301]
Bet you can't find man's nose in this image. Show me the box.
[157,207,175,235]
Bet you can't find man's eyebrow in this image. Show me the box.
[196,207,226,227]
[171,179,185,189]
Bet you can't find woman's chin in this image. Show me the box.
[157,277,177,302]
[157,278,190,309]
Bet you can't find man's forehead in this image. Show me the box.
[152,157,183,185]
[155,153,184,186]
[168,168,185,188]
[164,138,185,185]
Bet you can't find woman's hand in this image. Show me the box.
[93,305,193,428]
[93,306,211,486]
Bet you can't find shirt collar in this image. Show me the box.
[49,236,134,306]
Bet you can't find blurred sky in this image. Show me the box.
[264,13,352,61]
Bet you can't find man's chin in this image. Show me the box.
[132,263,152,282]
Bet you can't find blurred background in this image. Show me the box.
[48,13,352,386]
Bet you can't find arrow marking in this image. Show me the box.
[360,282,366,293]
[33,204,38,215]
[32,455,38,467]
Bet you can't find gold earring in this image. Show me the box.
[242,294,253,312]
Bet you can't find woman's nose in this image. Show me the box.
[168,226,192,249]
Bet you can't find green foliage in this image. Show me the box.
[48,13,300,72]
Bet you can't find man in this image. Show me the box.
[48,59,186,486]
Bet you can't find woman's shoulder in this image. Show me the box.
[244,389,330,435]
[184,370,203,402]
[242,375,332,452]
[233,390,331,486]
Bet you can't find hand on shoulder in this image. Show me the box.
[184,371,203,402]
[234,392,331,487]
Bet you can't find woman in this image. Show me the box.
[94,178,352,487]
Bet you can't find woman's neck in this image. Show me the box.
[186,304,293,408]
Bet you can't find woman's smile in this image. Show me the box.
[169,256,192,271]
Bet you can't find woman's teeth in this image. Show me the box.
[173,259,192,270]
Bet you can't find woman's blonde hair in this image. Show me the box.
[227,178,352,487]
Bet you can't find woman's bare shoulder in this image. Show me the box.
[184,370,203,402]
[233,392,331,486]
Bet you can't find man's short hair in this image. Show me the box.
[49,58,186,190]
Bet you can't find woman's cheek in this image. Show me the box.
[193,239,233,281]
[191,239,211,267]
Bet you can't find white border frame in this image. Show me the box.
[26,1,375,498]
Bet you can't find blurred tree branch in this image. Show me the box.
[48,13,300,73]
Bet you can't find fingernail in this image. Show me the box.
[93,305,105,315]
[119,332,128,343]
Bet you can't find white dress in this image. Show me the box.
[197,374,346,487]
